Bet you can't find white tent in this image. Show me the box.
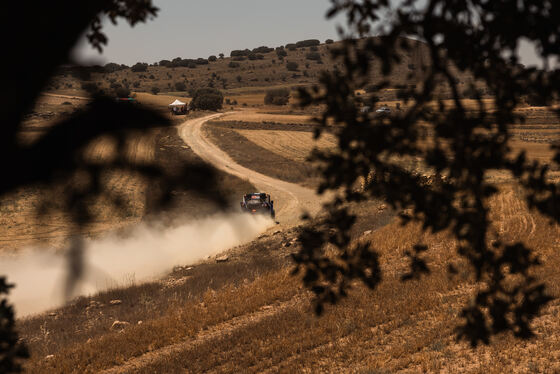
[168,99,186,107]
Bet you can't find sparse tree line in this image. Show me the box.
[52,37,336,97]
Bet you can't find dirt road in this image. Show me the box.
[178,113,327,227]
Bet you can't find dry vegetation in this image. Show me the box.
[0,95,254,253]
[18,183,559,373]
[6,35,560,373]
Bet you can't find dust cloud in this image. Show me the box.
[0,213,273,317]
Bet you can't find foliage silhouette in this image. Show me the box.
[0,1,224,369]
[0,278,28,372]
[190,88,224,111]
[294,0,560,346]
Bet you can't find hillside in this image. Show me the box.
[48,37,478,103]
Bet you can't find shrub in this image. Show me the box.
[115,86,131,98]
[133,81,141,88]
[151,86,160,95]
[228,61,240,68]
[247,53,264,60]
[264,88,290,105]
[230,49,251,57]
[305,52,321,61]
[286,43,297,51]
[159,59,172,67]
[190,88,224,110]
[175,81,187,91]
[296,39,320,48]
[196,58,208,65]
[208,55,217,62]
[233,56,247,61]
[252,46,274,54]
[131,62,148,72]
[219,53,224,59]
[276,48,287,58]
[236,75,242,82]
[103,62,126,73]
[325,39,334,44]
[286,61,299,71]
[310,45,319,52]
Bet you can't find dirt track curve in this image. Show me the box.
[178,113,326,227]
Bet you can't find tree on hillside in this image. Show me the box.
[0,2,222,370]
[190,88,224,111]
[131,62,148,72]
[295,0,560,347]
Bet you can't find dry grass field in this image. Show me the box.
[0,96,254,253]
[18,183,559,373]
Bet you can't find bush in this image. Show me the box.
[305,52,321,61]
[236,75,242,82]
[296,39,320,48]
[325,39,334,44]
[219,53,224,59]
[103,62,126,73]
[228,61,240,68]
[230,49,251,57]
[159,59,172,67]
[310,45,319,52]
[175,81,187,91]
[264,88,290,105]
[286,61,299,71]
[276,48,287,58]
[190,88,224,110]
[252,46,274,54]
[286,43,297,51]
[196,58,208,65]
[131,62,148,72]
[151,86,160,95]
[133,81,141,88]
[233,56,247,61]
[115,86,131,98]
[208,55,217,62]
